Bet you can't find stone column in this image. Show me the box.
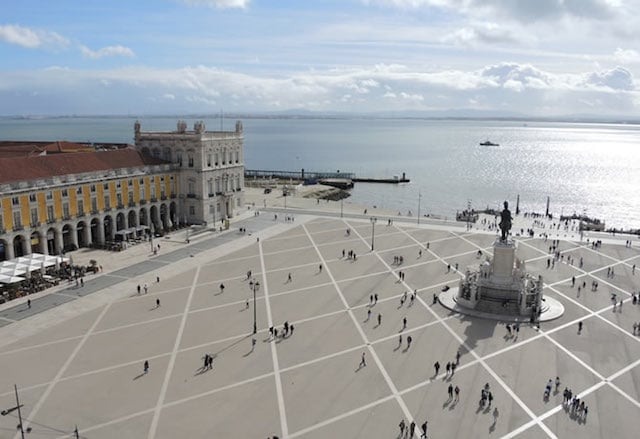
[40,230,48,255]
[84,223,92,247]
[22,235,32,256]
[69,224,78,248]
[5,238,15,260]
[96,217,105,244]
[54,228,63,255]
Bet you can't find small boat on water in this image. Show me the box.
[479,140,499,146]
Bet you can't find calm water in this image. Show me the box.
[2,117,640,230]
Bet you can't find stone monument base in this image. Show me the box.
[439,288,564,323]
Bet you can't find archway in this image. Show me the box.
[116,212,126,231]
[30,231,44,254]
[62,224,74,250]
[170,202,178,227]
[0,239,8,261]
[160,204,168,230]
[128,210,137,228]
[90,218,101,244]
[139,207,148,226]
[76,221,87,248]
[103,215,113,241]
[13,235,26,257]
[46,228,58,254]
[150,205,160,231]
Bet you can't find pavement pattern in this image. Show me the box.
[0,215,639,439]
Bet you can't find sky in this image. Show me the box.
[1,0,640,117]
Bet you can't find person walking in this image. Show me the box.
[406,335,412,349]
[454,385,460,402]
[448,383,453,400]
[421,421,428,438]
[434,361,440,376]
[137,284,141,295]
[377,313,382,326]
[359,352,366,368]
[409,421,416,437]
[578,321,583,334]
[143,360,149,374]
[27,299,31,309]
[156,298,160,308]
[219,283,225,293]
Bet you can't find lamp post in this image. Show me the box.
[252,281,260,334]
[370,217,377,251]
[340,197,343,218]
[417,191,422,225]
[1,385,31,438]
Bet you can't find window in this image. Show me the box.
[214,153,219,166]
[151,186,156,198]
[29,193,37,202]
[128,179,133,185]
[90,184,96,193]
[116,181,121,189]
[91,198,97,212]
[188,181,195,194]
[63,203,70,218]
[128,192,134,204]
[188,154,194,167]
[76,187,83,195]
[31,208,38,225]
[13,211,22,228]
[222,149,226,165]
[47,205,55,222]
[189,206,195,215]
[103,183,109,190]
[140,187,146,200]
[176,151,183,166]
[116,193,122,206]
[77,200,84,215]
[12,196,19,206]
[207,154,212,167]
[46,191,53,200]
[235,151,239,163]
[61,189,68,197]
[208,180,214,195]
[104,195,111,209]
[139,178,144,184]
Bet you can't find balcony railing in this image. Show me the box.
[13,225,24,231]
[47,218,56,224]
[161,195,167,201]
[150,197,157,202]
[128,201,136,207]
[117,203,124,209]
[91,210,99,215]
[140,199,147,205]
[31,222,41,228]
[104,207,112,212]
[186,193,197,199]
[77,211,85,217]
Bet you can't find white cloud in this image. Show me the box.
[442,23,525,46]
[0,62,638,116]
[180,0,250,9]
[81,45,135,59]
[0,24,68,49]
[614,48,640,64]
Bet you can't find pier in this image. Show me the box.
[244,169,409,185]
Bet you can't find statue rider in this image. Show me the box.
[499,201,512,241]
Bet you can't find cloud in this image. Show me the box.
[0,24,69,49]
[0,62,637,116]
[613,48,640,64]
[80,45,135,59]
[180,0,250,9]
[442,23,525,46]
[364,0,624,22]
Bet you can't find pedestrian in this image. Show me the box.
[451,362,456,375]
[318,264,323,273]
[245,299,249,309]
[399,419,406,436]
[403,316,407,330]
[27,299,31,309]
[289,324,294,335]
[156,275,160,283]
[80,278,84,287]
[488,391,493,407]
[578,321,583,334]
[407,335,412,349]
[410,421,416,438]
[219,283,225,293]
[456,350,461,365]
[421,421,427,438]
[454,385,460,402]
[446,362,451,376]
[374,293,378,304]
[367,309,371,321]
[369,294,374,305]
[377,313,382,326]
[448,383,453,399]
[555,377,560,393]
[434,361,440,375]
[156,298,160,308]
[360,352,366,367]
[398,334,403,347]
[287,272,292,283]
[137,284,141,294]
[144,360,149,374]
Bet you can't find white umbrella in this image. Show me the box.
[0,274,25,284]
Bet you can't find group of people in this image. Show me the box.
[563,388,589,421]
[398,419,428,438]
[269,321,294,340]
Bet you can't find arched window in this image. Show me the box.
[176,150,183,166]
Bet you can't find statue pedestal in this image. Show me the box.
[492,238,515,285]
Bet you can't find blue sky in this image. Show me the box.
[1,0,639,116]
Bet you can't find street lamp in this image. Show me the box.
[1,385,31,438]
[340,197,343,218]
[417,192,422,225]
[252,281,260,334]
[370,217,377,251]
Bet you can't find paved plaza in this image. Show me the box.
[0,215,639,438]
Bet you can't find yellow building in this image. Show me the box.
[0,142,178,260]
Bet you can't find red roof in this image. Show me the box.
[0,148,169,185]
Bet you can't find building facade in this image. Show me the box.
[0,120,245,261]
[134,120,245,226]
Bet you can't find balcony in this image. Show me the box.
[13,225,24,232]
[31,222,41,228]
[160,195,167,201]
[117,203,124,209]
[103,207,112,213]
[63,215,71,221]
[47,218,56,224]
[77,211,85,217]
[139,199,147,205]
[91,210,99,215]
[150,197,157,203]
[128,201,136,208]
[208,193,215,198]
[186,193,197,199]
